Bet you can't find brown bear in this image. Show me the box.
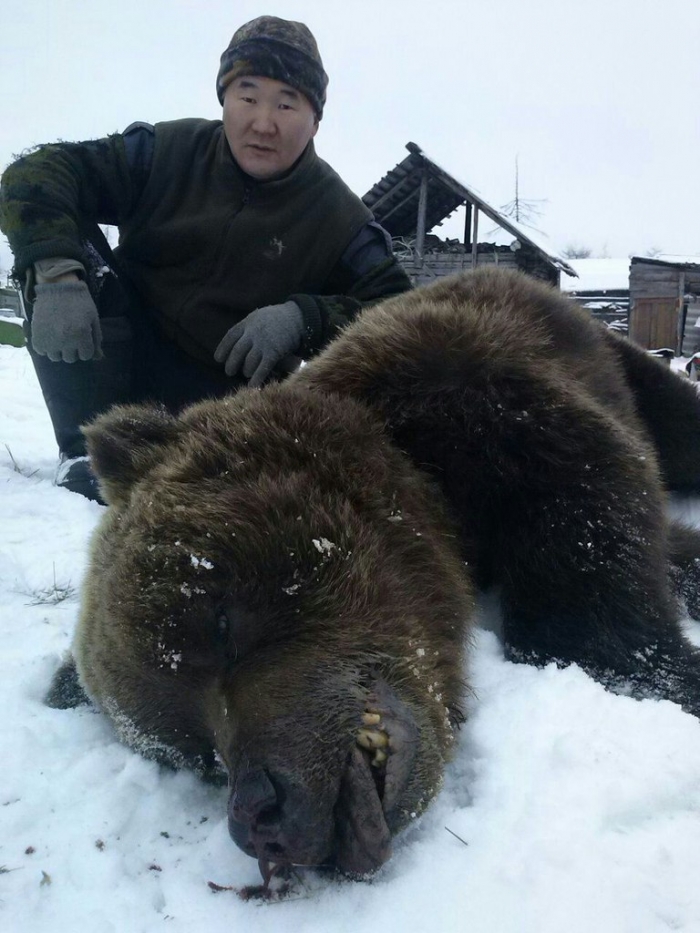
[49,385,474,881]
[48,267,700,888]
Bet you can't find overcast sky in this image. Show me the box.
[2,0,699,280]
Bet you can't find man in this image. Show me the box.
[0,16,410,502]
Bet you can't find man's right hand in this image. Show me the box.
[31,280,103,362]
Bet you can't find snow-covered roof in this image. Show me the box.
[561,258,630,293]
[561,255,700,293]
[631,254,700,269]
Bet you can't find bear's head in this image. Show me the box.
[75,385,472,877]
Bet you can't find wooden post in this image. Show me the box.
[677,271,686,355]
[415,166,429,264]
[471,207,479,268]
[464,201,473,251]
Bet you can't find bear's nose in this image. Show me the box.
[228,768,287,859]
[229,768,278,824]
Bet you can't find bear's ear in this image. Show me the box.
[82,403,181,507]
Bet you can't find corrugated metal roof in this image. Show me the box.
[362,144,463,238]
[363,142,577,278]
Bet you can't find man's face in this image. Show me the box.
[223,75,319,180]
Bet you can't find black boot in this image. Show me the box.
[55,454,105,504]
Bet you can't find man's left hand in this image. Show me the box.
[214,300,304,387]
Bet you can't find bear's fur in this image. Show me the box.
[49,267,700,882]
[294,268,700,705]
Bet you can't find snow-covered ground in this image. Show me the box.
[2,343,700,933]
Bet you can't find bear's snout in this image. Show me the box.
[228,767,286,860]
[228,766,334,867]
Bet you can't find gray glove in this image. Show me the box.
[214,300,304,388]
[31,281,103,363]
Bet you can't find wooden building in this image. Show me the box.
[629,256,700,354]
[363,142,576,287]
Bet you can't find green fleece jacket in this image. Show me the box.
[0,119,410,361]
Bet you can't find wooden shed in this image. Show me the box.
[0,285,21,315]
[629,256,700,354]
[362,142,576,287]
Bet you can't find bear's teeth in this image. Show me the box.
[362,712,382,726]
[357,728,388,750]
[372,749,388,767]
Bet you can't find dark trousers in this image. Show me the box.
[26,273,239,458]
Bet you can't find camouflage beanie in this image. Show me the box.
[216,16,328,119]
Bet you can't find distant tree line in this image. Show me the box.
[562,244,665,260]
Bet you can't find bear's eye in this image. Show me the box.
[215,608,230,645]
[211,598,260,661]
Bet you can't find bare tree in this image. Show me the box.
[562,244,592,259]
[499,155,547,231]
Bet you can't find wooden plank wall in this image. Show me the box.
[630,264,680,301]
[629,263,700,351]
[401,249,519,285]
[629,298,678,350]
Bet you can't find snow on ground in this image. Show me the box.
[2,343,700,933]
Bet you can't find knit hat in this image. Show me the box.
[216,16,328,119]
